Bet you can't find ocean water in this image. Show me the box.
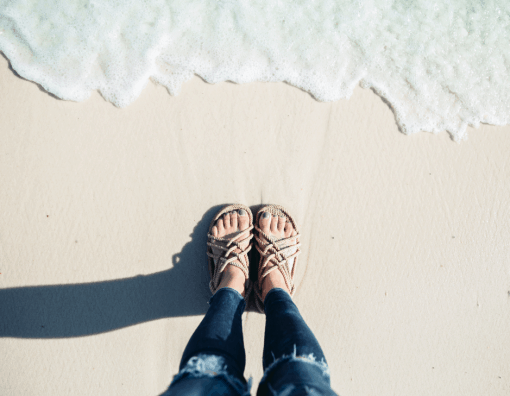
[0,0,509,140]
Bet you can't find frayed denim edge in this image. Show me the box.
[168,354,252,396]
[260,345,331,386]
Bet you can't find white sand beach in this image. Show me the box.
[1,56,509,395]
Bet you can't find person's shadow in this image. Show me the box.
[0,205,230,339]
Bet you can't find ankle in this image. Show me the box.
[261,272,290,301]
[217,265,246,297]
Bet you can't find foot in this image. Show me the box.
[258,212,298,300]
[211,209,251,297]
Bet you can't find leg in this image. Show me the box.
[263,288,326,369]
[181,287,247,376]
[164,287,250,396]
[164,209,253,396]
[258,288,336,396]
[255,210,337,395]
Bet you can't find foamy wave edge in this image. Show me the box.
[1,0,510,141]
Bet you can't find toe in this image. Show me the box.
[284,221,293,237]
[216,217,225,236]
[238,209,249,231]
[259,212,271,233]
[283,221,290,232]
[212,225,219,237]
[277,216,286,232]
[231,211,239,230]
[223,213,231,231]
[270,215,279,233]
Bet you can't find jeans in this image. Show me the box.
[163,288,338,396]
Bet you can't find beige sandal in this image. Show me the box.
[254,204,302,312]
[207,204,254,299]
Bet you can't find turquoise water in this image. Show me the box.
[1,0,509,140]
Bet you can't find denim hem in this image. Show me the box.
[210,287,244,303]
[260,345,331,385]
[168,354,252,396]
[263,287,289,306]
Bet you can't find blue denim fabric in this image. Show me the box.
[163,288,338,396]
[163,354,250,396]
[163,288,250,396]
[257,289,337,396]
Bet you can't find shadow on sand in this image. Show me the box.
[0,205,235,339]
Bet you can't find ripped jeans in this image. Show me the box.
[163,288,338,396]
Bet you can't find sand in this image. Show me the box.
[1,55,509,395]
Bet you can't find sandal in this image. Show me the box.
[207,204,254,299]
[253,204,302,312]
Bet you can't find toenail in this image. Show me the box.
[262,212,271,219]
[238,209,246,216]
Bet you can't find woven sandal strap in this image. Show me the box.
[254,235,301,257]
[254,228,301,258]
[254,228,301,294]
[208,225,254,291]
[209,244,252,291]
[255,243,301,278]
[210,244,252,287]
[254,225,300,244]
[208,224,254,246]
[258,251,295,295]
[207,225,254,254]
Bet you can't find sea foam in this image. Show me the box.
[1,0,509,140]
